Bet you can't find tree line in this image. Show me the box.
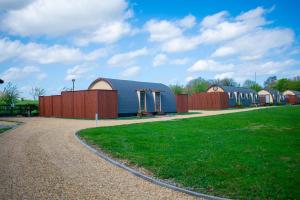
[170,76,300,95]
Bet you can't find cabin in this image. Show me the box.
[88,78,176,116]
[206,85,259,107]
[258,89,285,105]
[283,90,300,104]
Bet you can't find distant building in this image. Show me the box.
[258,89,285,105]
[283,90,300,104]
[206,85,259,107]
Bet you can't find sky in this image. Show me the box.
[0,0,299,98]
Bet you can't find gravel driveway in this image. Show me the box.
[0,107,265,199]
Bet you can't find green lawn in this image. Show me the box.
[0,128,11,134]
[79,106,300,199]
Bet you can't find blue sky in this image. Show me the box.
[0,0,299,98]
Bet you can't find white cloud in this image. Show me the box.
[172,58,189,65]
[162,36,200,52]
[1,0,131,37]
[107,47,148,66]
[185,76,195,82]
[177,14,196,29]
[156,7,275,53]
[145,19,182,42]
[120,66,140,77]
[0,0,33,11]
[1,66,46,82]
[75,22,132,46]
[199,7,267,44]
[214,72,235,79]
[200,11,228,28]
[65,65,92,81]
[0,38,106,64]
[212,29,294,59]
[153,54,167,67]
[188,59,234,72]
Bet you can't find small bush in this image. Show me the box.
[31,109,39,116]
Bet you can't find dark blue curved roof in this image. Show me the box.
[263,88,281,95]
[89,78,176,115]
[207,85,257,94]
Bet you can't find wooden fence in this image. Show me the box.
[188,92,229,110]
[285,95,299,104]
[176,94,189,113]
[39,90,118,119]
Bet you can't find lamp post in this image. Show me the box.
[72,79,75,91]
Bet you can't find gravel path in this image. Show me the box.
[0,107,265,199]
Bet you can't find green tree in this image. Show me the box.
[186,77,209,94]
[274,78,289,92]
[264,76,277,88]
[243,80,262,92]
[169,84,185,95]
[287,77,300,91]
[210,78,238,87]
[0,82,20,106]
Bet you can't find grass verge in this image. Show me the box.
[79,106,300,199]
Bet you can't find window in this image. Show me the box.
[155,92,161,112]
[228,92,234,98]
[140,91,146,112]
[241,93,245,98]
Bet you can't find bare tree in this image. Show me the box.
[30,87,46,100]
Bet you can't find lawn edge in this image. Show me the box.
[0,119,22,135]
[75,131,229,200]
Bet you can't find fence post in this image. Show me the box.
[95,113,99,127]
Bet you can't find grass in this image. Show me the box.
[0,127,11,134]
[79,106,300,199]
[16,99,38,105]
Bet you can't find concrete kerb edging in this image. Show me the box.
[75,132,229,200]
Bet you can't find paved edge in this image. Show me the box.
[75,132,229,200]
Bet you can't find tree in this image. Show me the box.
[186,77,209,94]
[264,76,277,88]
[30,87,46,100]
[210,78,237,87]
[273,78,289,92]
[169,84,185,95]
[0,82,20,105]
[243,79,262,92]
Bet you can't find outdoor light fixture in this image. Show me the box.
[72,79,75,91]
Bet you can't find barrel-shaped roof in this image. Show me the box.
[207,85,257,94]
[88,78,176,114]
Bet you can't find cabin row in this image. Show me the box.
[39,78,300,119]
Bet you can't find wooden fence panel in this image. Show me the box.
[84,90,98,119]
[62,92,74,118]
[39,89,118,119]
[176,94,188,113]
[98,90,118,118]
[285,95,298,104]
[39,96,45,116]
[188,92,229,110]
[44,96,53,117]
[52,95,62,117]
[73,91,85,118]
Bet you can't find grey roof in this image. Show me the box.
[207,85,257,94]
[289,90,300,95]
[263,88,281,95]
[89,78,176,114]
